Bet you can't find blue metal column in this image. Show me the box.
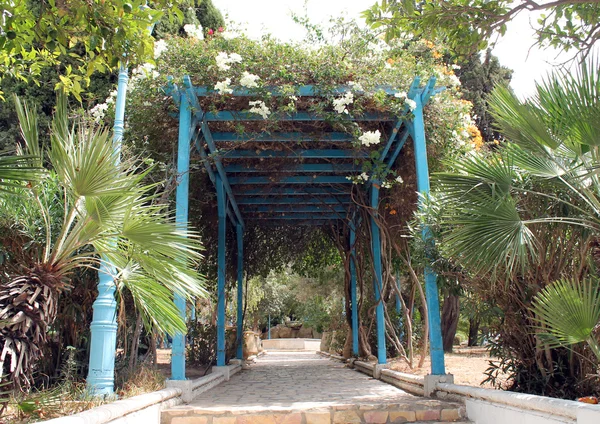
[236,223,244,360]
[216,175,227,366]
[87,63,128,395]
[171,90,192,380]
[349,223,359,356]
[409,95,446,375]
[370,182,386,364]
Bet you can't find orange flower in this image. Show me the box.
[386,58,395,65]
[389,209,397,215]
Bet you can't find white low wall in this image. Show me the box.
[436,383,600,424]
[262,338,321,351]
[42,387,182,424]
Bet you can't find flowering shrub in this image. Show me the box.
[95,19,478,210]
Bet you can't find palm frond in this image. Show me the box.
[530,278,600,360]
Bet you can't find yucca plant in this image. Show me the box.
[0,94,206,390]
[530,278,600,361]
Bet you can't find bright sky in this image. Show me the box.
[215,0,573,98]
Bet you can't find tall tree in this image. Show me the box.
[363,0,600,59]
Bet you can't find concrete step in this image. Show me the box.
[162,400,468,423]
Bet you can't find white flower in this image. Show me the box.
[215,78,233,94]
[396,176,404,184]
[451,64,461,70]
[382,181,392,188]
[215,52,243,71]
[448,74,461,87]
[359,172,369,181]
[404,98,417,111]
[228,53,242,63]
[222,31,237,40]
[184,24,204,40]
[289,95,298,101]
[359,130,381,146]
[240,71,260,88]
[154,39,168,59]
[249,100,271,119]
[348,81,364,92]
[143,101,152,107]
[394,91,407,99]
[332,92,354,114]
[90,103,108,123]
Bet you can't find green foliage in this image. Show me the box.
[363,0,600,59]
[531,278,600,360]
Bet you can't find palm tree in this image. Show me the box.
[434,58,600,274]
[0,95,206,389]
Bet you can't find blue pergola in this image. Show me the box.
[166,75,446,378]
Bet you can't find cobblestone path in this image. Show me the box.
[190,351,415,411]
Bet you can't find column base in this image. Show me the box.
[424,374,454,397]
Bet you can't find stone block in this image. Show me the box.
[236,414,277,424]
[213,417,237,424]
[171,418,208,424]
[212,365,232,381]
[364,410,389,423]
[373,363,387,379]
[305,411,331,424]
[276,413,302,424]
[423,374,454,397]
[389,410,416,422]
[415,409,441,421]
[333,410,361,423]
[440,408,461,421]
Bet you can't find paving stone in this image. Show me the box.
[415,410,441,421]
[236,415,277,424]
[364,410,389,423]
[213,417,237,424]
[389,410,417,422]
[333,410,361,423]
[440,409,461,421]
[171,418,208,424]
[305,411,331,424]
[276,413,303,424]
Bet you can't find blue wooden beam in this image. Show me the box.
[255,221,333,226]
[224,164,358,173]
[385,130,410,172]
[182,76,245,230]
[237,196,351,205]
[408,93,446,375]
[222,149,367,159]
[249,213,344,220]
[349,219,359,357]
[242,205,347,213]
[171,83,192,381]
[380,120,403,162]
[229,176,353,185]
[234,187,348,196]
[236,224,244,360]
[194,84,406,97]
[370,182,387,364]
[212,132,354,143]
[204,111,394,122]
[216,174,227,367]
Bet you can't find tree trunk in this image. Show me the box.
[441,293,460,352]
[468,316,480,346]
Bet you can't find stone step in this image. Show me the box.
[162,402,468,423]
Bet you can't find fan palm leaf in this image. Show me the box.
[530,278,600,360]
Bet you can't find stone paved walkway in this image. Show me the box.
[190,351,415,411]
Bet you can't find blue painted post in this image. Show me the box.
[349,223,359,356]
[409,95,446,375]
[87,63,128,395]
[370,182,386,364]
[236,224,244,360]
[171,90,192,381]
[216,174,227,366]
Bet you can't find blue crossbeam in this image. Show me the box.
[229,176,352,185]
[212,132,354,143]
[252,221,334,226]
[248,213,344,220]
[222,149,367,159]
[242,205,347,213]
[204,111,393,122]
[234,187,348,196]
[195,84,402,97]
[225,164,358,173]
[237,196,351,205]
